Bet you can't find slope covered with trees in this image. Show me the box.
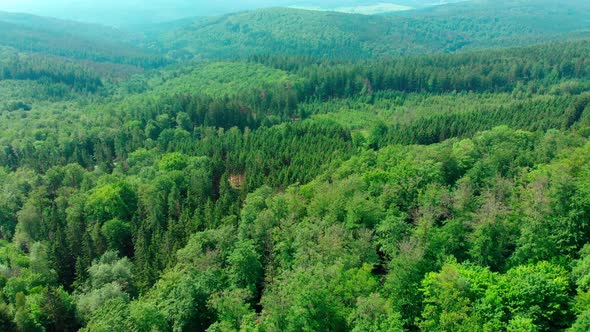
[1,37,590,330]
[0,12,166,68]
[154,0,590,61]
[1,1,590,331]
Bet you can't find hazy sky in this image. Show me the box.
[0,0,282,25]
[0,0,298,12]
[0,0,445,13]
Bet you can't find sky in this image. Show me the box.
[0,0,276,25]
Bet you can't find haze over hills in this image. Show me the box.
[0,0,467,26]
[0,0,589,63]
[0,11,166,68]
[0,11,135,41]
[152,0,590,61]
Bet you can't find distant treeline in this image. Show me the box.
[0,50,103,93]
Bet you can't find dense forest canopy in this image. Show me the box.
[0,0,590,331]
[153,0,590,61]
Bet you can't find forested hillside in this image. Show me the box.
[0,12,166,68]
[154,0,590,60]
[0,0,470,26]
[1,1,590,331]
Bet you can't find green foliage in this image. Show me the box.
[86,251,133,291]
[260,263,378,331]
[348,293,404,332]
[419,261,493,331]
[0,301,15,331]
[100,219,132,256]
[158,2,590,61]
[419,260,571,331]
[0,14,166,68]
[570,310,590,332]
[1,4,590,331]
[85,181,137,223]
[77,251,134,320]
[158,153,189,172]
[77,282,129,320]
[227,240,263,297]
[151,62,301,97]
[81,298,130,332]
[207,289,254,332]
[500,262,571,329]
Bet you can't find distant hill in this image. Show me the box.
[154,0,590,61]
[3,0,589,64]
[0,1,468,26]
[0,11,165,68]
[395,0,590,46]
[392,0,590,40]
[291,0,468,14]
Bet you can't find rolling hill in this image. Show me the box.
[0,1,468,26]
[154,0,590,61]
[0,11,165,68]
[5,0,587,64]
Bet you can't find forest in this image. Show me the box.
[1,0,590,331]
